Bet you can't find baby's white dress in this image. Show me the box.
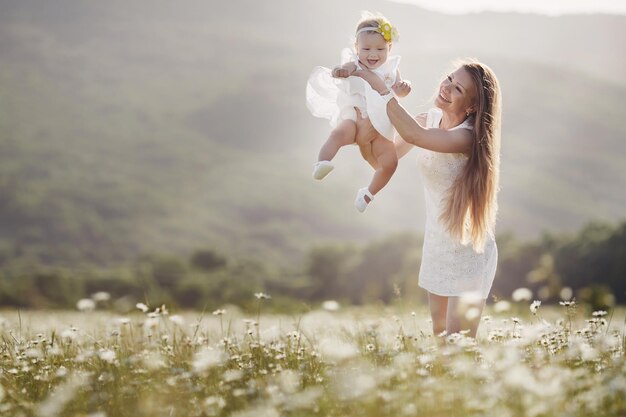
[306,48,401,141]
[417,108,498,299]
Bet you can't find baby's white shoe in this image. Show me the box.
[312,160,334,180]
[355,187,374,213]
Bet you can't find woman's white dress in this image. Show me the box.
[305,48,401,141]
[417,108,498,299]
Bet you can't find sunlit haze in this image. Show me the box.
[391,0,626,15]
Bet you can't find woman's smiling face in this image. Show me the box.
[355,31,390,70]
[435,67,477,116]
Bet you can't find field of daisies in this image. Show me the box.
[0,292,624,417]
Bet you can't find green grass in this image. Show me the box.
[0,300,624,417]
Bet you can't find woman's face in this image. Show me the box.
[435,67,477,117]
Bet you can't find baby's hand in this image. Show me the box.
[332,67,351,78]
[392,80,412,97]
[332,62,357,78]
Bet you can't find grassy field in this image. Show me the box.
[0,299,624,417]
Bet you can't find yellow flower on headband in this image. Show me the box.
[376,19,398,43]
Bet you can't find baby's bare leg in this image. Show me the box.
[366,137,398,197]
[353,109,381,169]
[358,141,379,170]
[318,120,356,162]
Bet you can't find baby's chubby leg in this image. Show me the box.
[353,108,380,169]
[313,119,356,180]
[354,137,397,212]
[317,119,356,162]
[367,137,398,197]
[358,141,379,170]
[354,116,377,168]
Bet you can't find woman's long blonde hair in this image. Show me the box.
[440,60,502,252]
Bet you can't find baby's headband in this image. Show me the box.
[355,20,399,43]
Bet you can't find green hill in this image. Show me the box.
[1,0,625,267]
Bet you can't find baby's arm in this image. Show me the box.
[392,70,412,98]
[332,62,357,78]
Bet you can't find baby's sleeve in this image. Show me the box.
[340,48,357,65]
[387,55,402,85]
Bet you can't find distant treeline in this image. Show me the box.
[0,220,624,312]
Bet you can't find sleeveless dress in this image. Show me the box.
[305,48,401,141]
[417,108,498,299]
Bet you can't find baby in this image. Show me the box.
[306,12,411,212]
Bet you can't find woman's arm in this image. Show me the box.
[394,113,425,159]
[388,99,472,154]
[353,69,472,154]
[394,134,413,159]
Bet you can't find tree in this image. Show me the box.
[190,250,227,271]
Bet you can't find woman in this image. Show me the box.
[354,59,501,338]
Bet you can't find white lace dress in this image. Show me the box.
[305,48,401,141]
[417,108,498,299]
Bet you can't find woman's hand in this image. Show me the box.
[352,69,390,94]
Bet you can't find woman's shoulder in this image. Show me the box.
[427,107,442,117]
[426,108,442,128]
[415,112,427,126]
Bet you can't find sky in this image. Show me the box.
[391,0,626,16]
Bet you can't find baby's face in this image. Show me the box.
[355,31,390,70]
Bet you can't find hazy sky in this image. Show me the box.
[391,0,626,15]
